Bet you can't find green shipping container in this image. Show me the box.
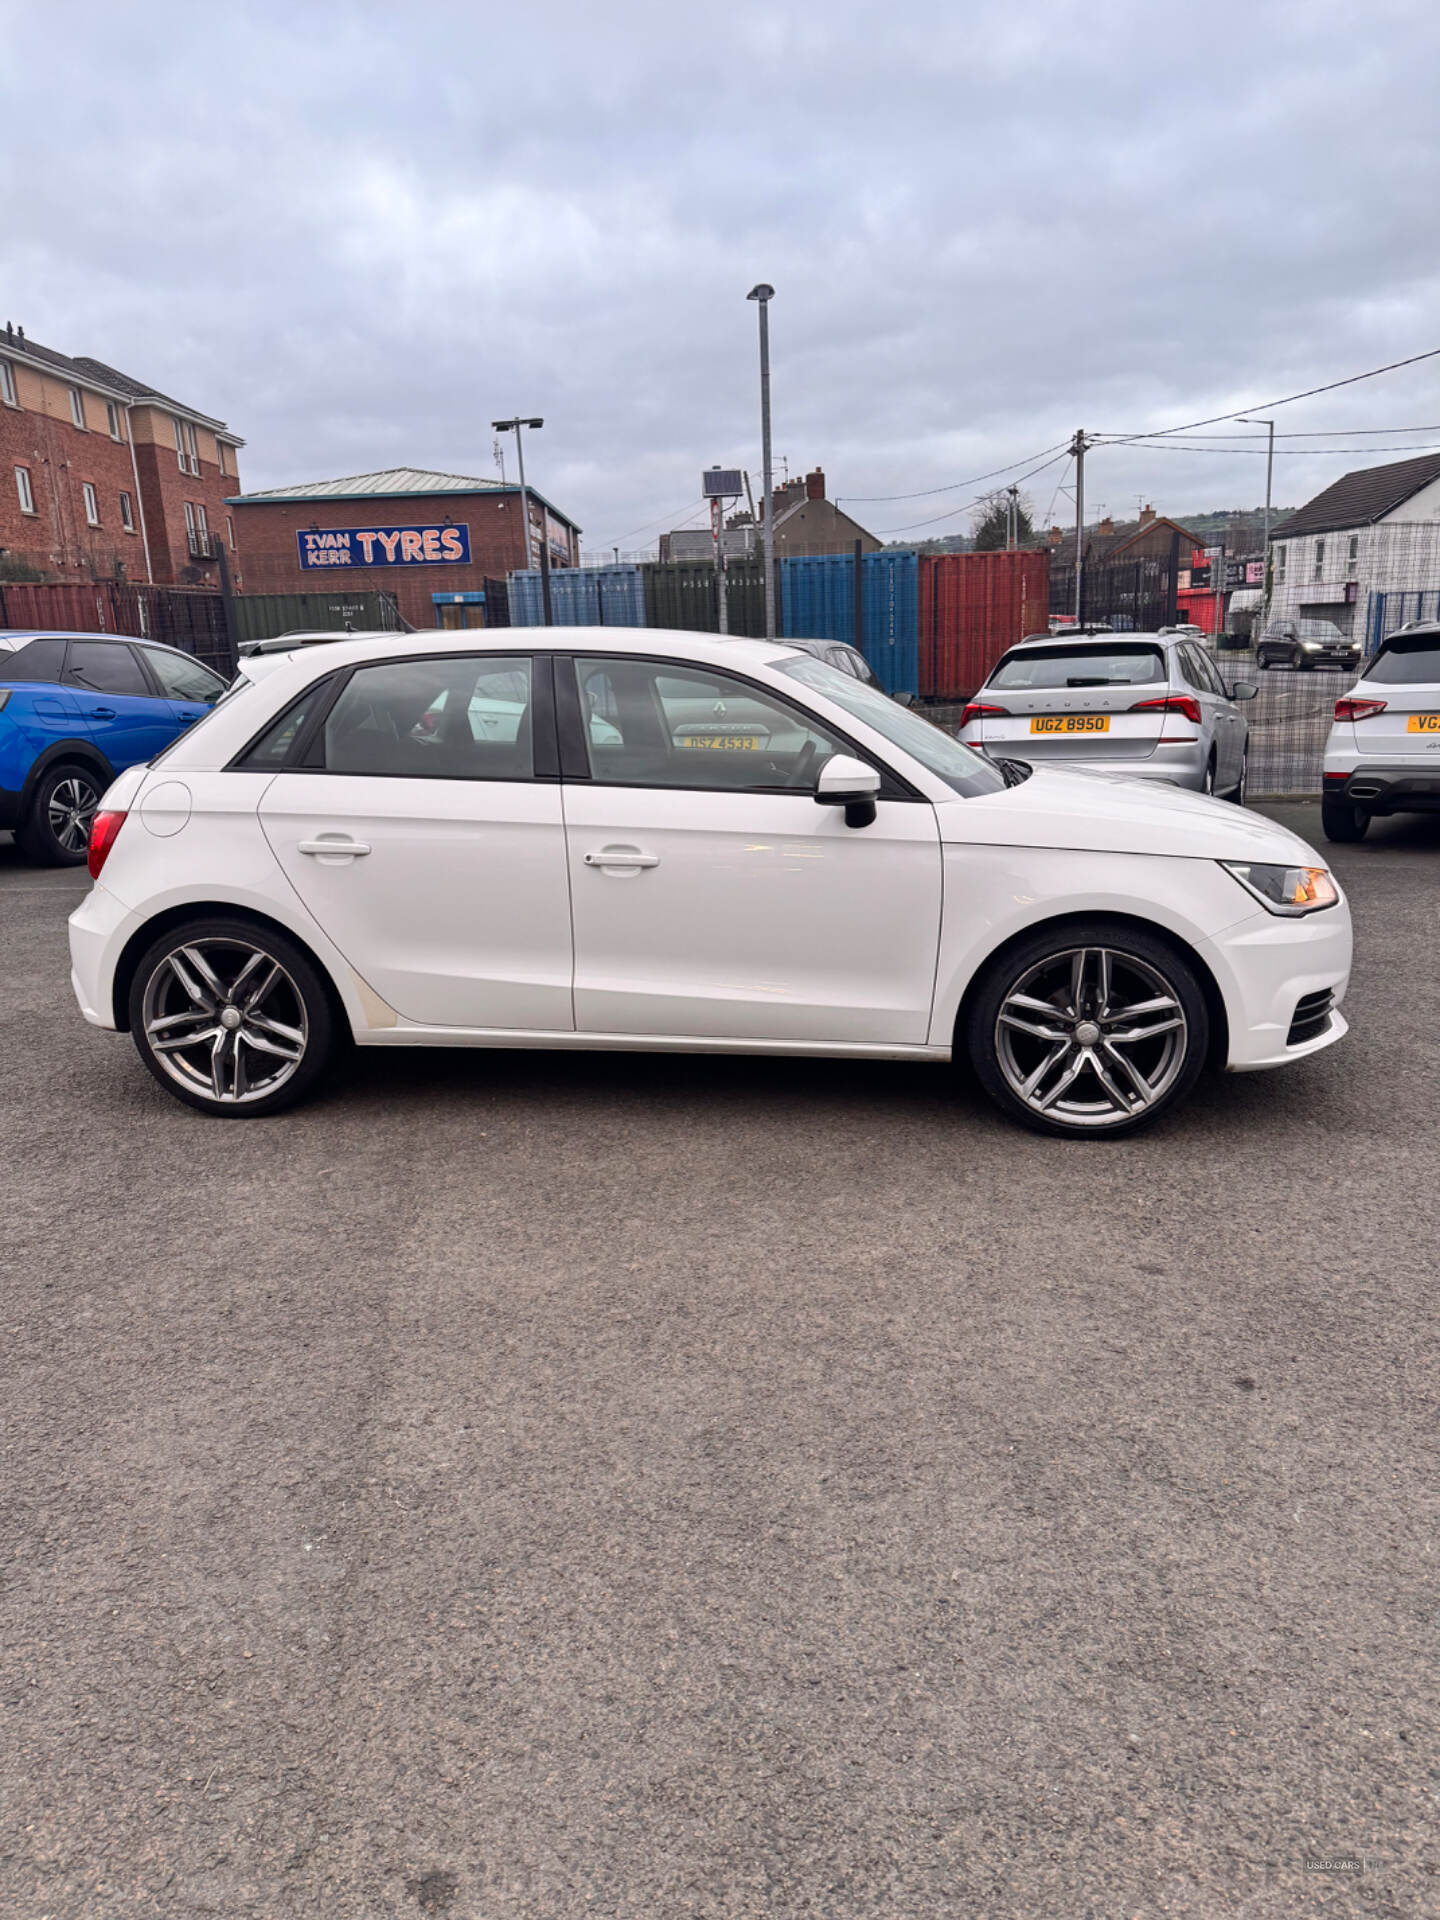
[231,590,405,647]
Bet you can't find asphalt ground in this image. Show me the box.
[2,805,1438,1918]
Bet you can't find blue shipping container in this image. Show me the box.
[780,551,919,694]
[508,565,646,629]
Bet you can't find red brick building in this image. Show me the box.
[227,468,582,629]
[0,323,243,588]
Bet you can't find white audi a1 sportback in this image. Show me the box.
[69,629,1352,1139]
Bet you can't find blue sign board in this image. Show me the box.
[296,523,471,570]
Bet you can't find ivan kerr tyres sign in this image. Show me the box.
[296,524,471,570]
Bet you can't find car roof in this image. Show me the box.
[1007,630,1172,650]
[230,627,807,675]
[0,627,191,655]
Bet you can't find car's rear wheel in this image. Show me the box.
[967,922,1210,1139]
[128,918,336,1117]
[15,763,102,867]
[1321,795,1371,843]
[1202,754,1217,795]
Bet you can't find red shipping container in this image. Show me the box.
[919,550,1050,700]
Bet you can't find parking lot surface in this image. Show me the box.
[2,806,1438,1918]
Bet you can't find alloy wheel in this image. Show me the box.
[48,775,99,855]
[994,945,1189,1130]
[141,938,309,1105]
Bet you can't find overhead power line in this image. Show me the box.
[872,448,1072,536]
[1096,440,1440,457]
[1091,344,1440,447]
[837,441,1071,504]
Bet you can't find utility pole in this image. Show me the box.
[1006,484,1020,551]
[1071,429,1087,623]
[492,415,544,601]
[747,284,776,640]
[1239,417,1276,628]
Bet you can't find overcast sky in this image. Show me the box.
[6,0,1440,550]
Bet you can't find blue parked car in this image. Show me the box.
[0,630,229,866]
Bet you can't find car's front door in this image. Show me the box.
[62,638,178,769]
[139,644,228,739]
[559,654,942,1044]
[256,652,574,1029]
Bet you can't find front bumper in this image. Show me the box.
[1202,896,1352,1071]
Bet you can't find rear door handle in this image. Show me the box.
[90,707,117,719]
[299,836,371,858]
[584,846,660,870]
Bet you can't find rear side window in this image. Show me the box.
[318,656,535,779]
[64,640,150,697]
[988,644,1165,690]
[237,685,327,770]
[0,638,69,683]
[1367,637,1440,684]
[143,646,226,703]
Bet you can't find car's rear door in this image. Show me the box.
[62,638,177,769]
[1177,642,1239,787]
[138,644,228,740]
[559,653,942,1044]
[257,651,574,1030]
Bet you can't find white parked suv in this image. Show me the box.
[1321,620,1440,840]
[69,629,1351,1138]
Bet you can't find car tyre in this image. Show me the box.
[966,919,1210,1140]
[1321,796,1371,843]
[1228,742,1249,805]
[1202,754,1217,796]
[15,762,102,867]
[128,917,337,1117]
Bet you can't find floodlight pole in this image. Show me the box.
[493,414,546,615]
[748,284,777,641]
[1071,429,1087,623]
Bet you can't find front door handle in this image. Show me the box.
[299,836,371,859]
[583,846,660,871]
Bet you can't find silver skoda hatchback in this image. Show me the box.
[956,631,1257,798]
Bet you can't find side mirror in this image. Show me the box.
[815,753,881,829]
[1230,682,1258,701]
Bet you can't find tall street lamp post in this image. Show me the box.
[493,415,546,617]
[1238,416,1276,620]
[747,284,776,641]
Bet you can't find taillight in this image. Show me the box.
[1335,697,1386,722]
[88,809,127,879]
[1130,694,1203,726]
[960,702,1009,727]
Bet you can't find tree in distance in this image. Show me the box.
[971,490,1036,550]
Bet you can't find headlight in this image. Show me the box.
[1221,861,1340,915]
[1300,640,1322,651]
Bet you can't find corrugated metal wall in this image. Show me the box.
[781,551,919,694]
[640,560,772,636]
[0,580,235,674]
[508,566,646,628]
[231,590,403,646]
[919,551,1050,699]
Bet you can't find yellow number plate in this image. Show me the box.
[1406,715,1440,732]
[1031,714,1110,735]
[679,734,761,749]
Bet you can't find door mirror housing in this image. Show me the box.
[1229,681,1258,701]
[815,753,880,828]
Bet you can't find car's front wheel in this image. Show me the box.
[1321,795,1371,843]
[15,762,102,867]
[128,918,337,1117]
[967,922,1210,1138]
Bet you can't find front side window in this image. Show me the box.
[776,653,1005,796]
[68,387,86,429]
[573,656,846,792]
[64,640,150,697]
[119,490,135,531]
[82,481,100,527]
[0,359,16,406]
[143,647,226,703]
[15,465,34,514]
[318,655,535,778]
[988,643,1164,690]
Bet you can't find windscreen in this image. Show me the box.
[773,654,1005,797]
[988,644,1165,690]
[1366,635,1440,684]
